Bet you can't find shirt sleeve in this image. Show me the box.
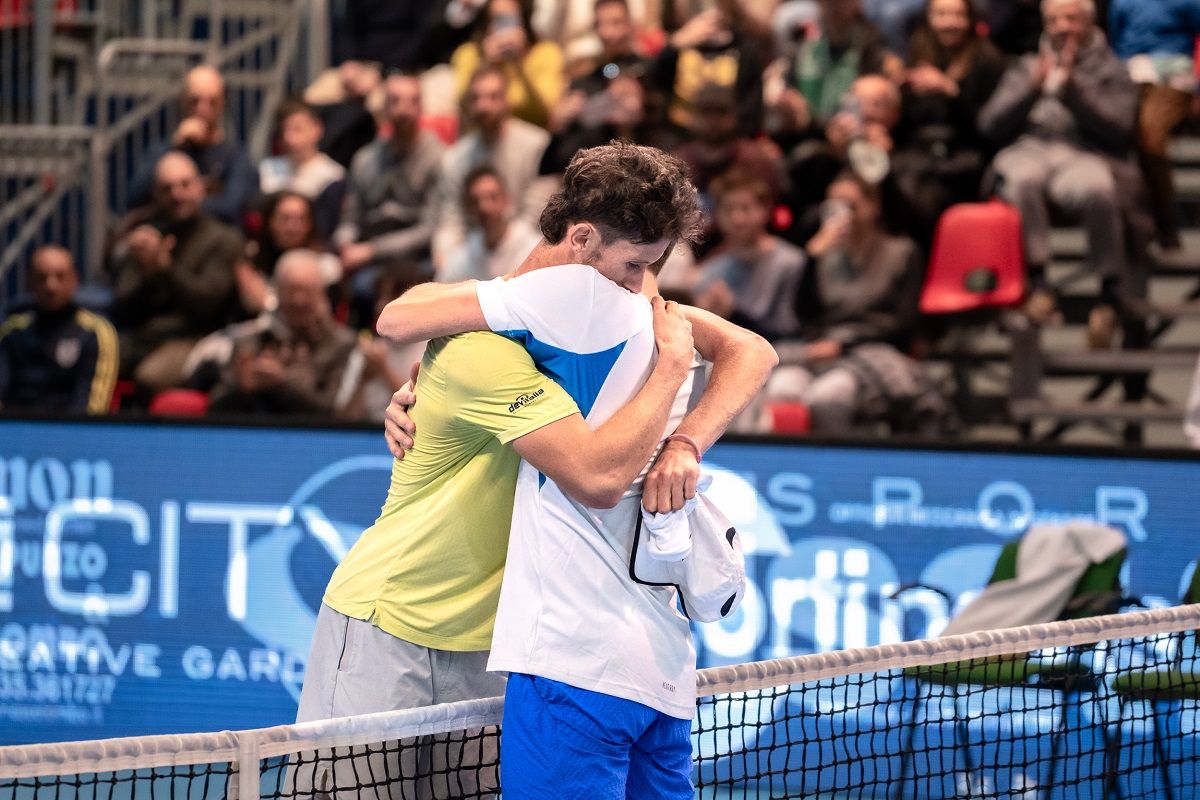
[445,334,579,444]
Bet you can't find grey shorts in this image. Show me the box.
[290,603,505,799]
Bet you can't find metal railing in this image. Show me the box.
[1,0,326,302]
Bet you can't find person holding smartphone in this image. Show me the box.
[450,0,566,128]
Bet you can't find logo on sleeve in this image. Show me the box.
[508,389,545,413]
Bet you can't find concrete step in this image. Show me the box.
[1010,398,1185,423]
[1040,348,1199,376]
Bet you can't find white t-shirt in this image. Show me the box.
[478,265,704,720]
[259,153,345,199]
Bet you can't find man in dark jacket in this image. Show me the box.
[979,0,1139,324]
[0,246,118,415]
[112,151,242,395]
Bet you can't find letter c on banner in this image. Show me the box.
[44,499,151,617]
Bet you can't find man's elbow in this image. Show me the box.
[562,477,626,509]
[375,304,410,340]
[754,333,780,372]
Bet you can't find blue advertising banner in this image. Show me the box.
[1,419,1197,746]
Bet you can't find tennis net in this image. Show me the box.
[1,604,1197,799]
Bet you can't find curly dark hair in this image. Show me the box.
[539,141,703,251]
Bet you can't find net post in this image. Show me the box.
[236,729,261,800]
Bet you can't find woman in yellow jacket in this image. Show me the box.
[451,0,565,129]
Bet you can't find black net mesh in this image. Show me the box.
[263,726,501,799]
[694,629,1200,799]
[1,763,235,799]
[2,623,1197,800]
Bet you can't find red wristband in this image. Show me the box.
[664,433,702,463]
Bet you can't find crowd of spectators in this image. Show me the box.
[3,0,1199,438]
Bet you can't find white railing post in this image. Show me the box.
[306,0,329,86]
[33,0,54,124]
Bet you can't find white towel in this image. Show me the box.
[642,474,713,561]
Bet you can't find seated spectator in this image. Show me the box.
[433,66,552,268]
[891,0,1006,245]
[111,151,242,396]
[764,173,950,436]
[978,0,1140,331]
[451,0,566,128]
[237,191,342,318]
[333,72,445,326]
[542,73,675,174]
[0,246,118,416]
[128,65,255,225]
[259,100,346,238]
[648,4,767,137]
[441,166,543,281]
[306,60,381,169]
[675,84,787,254]
[771,0,897,143]
[1109,0,1200,251]
[208,250,360,417]
[694,171,806,341]
[783,74,903,231]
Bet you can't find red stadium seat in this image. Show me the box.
[110,379,136,412]
[766,401,811,435]
[920,201,1026,315]
[148,389,209,417]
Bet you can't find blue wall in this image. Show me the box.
[1,419,1197,745]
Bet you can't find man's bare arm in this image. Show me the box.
[679,305,778,451]
[511,297,694,509]
[375,281,485,343]
[642,306,778,513]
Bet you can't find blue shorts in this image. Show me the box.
[501,672,693,800]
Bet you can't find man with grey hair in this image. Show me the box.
[207,249,360,417]
[979,0,1140,344]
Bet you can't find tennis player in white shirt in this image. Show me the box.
[379,142,777,798]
